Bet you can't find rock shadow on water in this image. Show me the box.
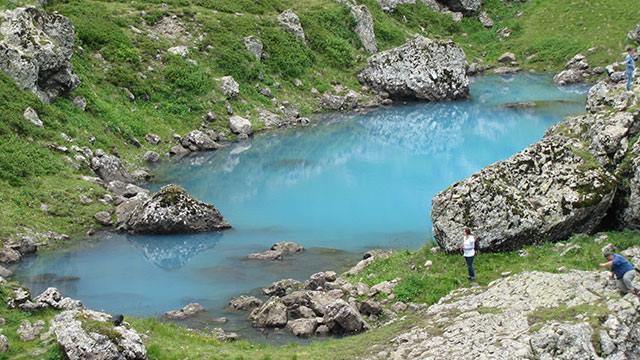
[128,232,223,270]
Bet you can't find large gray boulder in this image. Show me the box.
[51,309,147,360]
[122,184,231,234]
[323,299,369,334]
[350,5,377,54]
[0,7,79,102]
[243,35,264,60]
[220,76,239,98]
[277,9,305,42]
[432,134,617,252]
[249,297,288,328]
[358,36,469,101]
[432,98,640,252]
[90,150,134,183]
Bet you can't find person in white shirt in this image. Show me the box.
[460,228,477,284]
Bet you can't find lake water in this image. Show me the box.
[14,74,588,341]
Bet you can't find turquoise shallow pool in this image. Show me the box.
[14,74,588,340]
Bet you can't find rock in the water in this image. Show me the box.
[249,297,288,328]
[0,265,11,278]
[277,9,305,42]
[229,296,263,311]
[23,107,43,127]
[244,35,264,60]
[220,76,239,98]
[0,7,80,102]
[247,249,283,261]
[271,241,304,255]
[350,5,377,54]
[358,36,469,101]
[123,184,231,234]
[323,299,369,334]
[164,303,205,320]
[90,151,134,183]
[52,309,147,360]
[263,279,304,297]
[229,115,253,136]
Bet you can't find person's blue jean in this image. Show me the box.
[627,69,634,91]
[465,256,475,281]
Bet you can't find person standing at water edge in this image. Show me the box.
[626,46,636,92]
[460,228,477,285]
[599,244,640,297]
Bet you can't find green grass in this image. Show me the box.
[0,0,636,241]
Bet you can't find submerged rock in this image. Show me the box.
[122,184,231,234]
[0,7,80,102]
[51,309,147,360]
[248,241,304,261]
[358,36,468,101]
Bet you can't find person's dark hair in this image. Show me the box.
[464,228,471,236]
[628,46,636,53]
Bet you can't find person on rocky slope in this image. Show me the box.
[459,228,477,285]
[626,46,636,92]
[600,244,640,296]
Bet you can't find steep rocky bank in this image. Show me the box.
[432,76,640,252]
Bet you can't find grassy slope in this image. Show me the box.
[0,0,637,240]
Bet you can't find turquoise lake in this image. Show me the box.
[14,74,589,340]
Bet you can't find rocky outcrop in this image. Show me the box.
[318,90,360,111]
[9,287,83,311]
[51,309,147,360]
[368,271,640,360]
[90,150,134,183]
[0,7,80,102]
[220,76,239,98]
[120,184,231,234]
[277,9,305,42]
[433,133,617,252]
[433,77,640,252]
[553,54,590,86]
[358,36,468,101]
[350,5,377,54]
[229,296,263,311]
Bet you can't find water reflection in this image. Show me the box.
[128,232,223,270]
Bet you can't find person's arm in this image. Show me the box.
[599,260,613,269]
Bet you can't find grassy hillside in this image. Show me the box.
[0,0,637,240]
